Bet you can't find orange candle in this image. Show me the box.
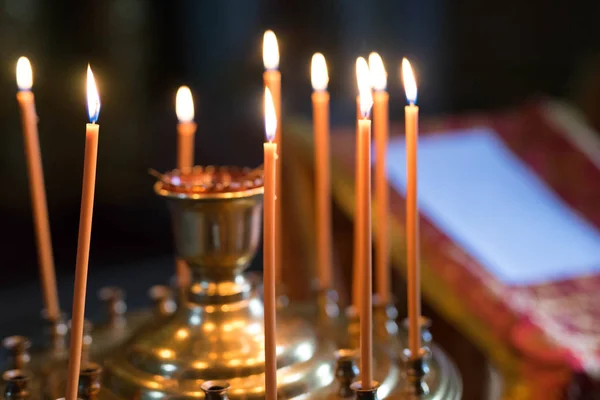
[65,65,101,400]
[176,86,197,174]
[310,53,332,290]
[369,52,390,305]
[356,57,374,388]
[263,87,278,400]
[174,86,196,288]
[402,58,421,357]
[263,30,283,284]
[15,57,61,321]
[352,93,362,311]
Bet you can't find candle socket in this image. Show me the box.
[97,286,127,328]
[200,381,230,400]
[3,370,31,400]
[148,285,176,316]
[349,381,380,400]
[78,362,102,400]
[334,349,359,398]
[41,311,68,353]
[401,348,431,397]
[2,337,31,371]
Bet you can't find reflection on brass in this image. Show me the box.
[5,167,462,399]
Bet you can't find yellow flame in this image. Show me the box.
[86,64,101,123]
[368,52,386,91]
[401,58,417,104]
[311,53,328,91]
[262,30,279,70]
[355,57,373,118]
[16,57,33,90]
[264,87,277,142]
[176,86,194,123]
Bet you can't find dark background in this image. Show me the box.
[1,0,599,288]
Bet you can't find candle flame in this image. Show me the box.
[356,57,373,118]
[368,52,386,91]
[16,57,33,90]
[176,86,195,123]
[311,53,328,91]
[264,87,277,142]
[263,30,279,70]
[86,64,101,123]
[401,58,417,104]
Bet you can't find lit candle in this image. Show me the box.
[263,30,283,284]
[263,87,278,400]
[402,58,421,358]
[175,86,196,174]
[174,86,196,289]
[369,52,390,305]
[310,53,332,290]
[65,65,101,400]
[356,56,374,388]
[15,57,61,321]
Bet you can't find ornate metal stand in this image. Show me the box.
[1,166,462,399]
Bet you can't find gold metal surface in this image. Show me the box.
[5,167,462,400]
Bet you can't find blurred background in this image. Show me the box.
[2,1,600,399]
[2,0,599,286]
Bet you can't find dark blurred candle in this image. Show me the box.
[16,56,61,321]
[311,53,332,290]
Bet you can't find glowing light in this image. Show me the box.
[16,57,32,90]
[162,364,176,373]
[401,58,418,104]
[264,87,277,142]
[175,329,189,339]
[262,30,279,70]
[175,86,194,123]
[355,57,373,118]
[368,52,386,91]
[311,53,328,91]
[86,64,101,123]
[158,349,174,359]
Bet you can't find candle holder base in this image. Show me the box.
[5,166,463,400]
[401,348,431,398]
[350,381,381,400]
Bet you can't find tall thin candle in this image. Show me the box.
[311,53,332,290]
[402,58,421,357]
[352,94,362,311]
[15,57,61,321]
[356,57,374,388]
[176,86,196,174]
[65,65,101,400]
[369,52,390,304]
[263,30,283,284]
[174,86,196,288]
[263,87,278,400]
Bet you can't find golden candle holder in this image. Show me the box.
[1,166,461,399]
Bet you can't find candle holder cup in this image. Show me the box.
[350,381,380,400]
[401,347,431,397]
[3,370,31,400]
[334,348,359,398]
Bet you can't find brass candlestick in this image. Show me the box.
[100,167,335,399]
[2,165,463,400]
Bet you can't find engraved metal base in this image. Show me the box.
[0,167,462,399]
